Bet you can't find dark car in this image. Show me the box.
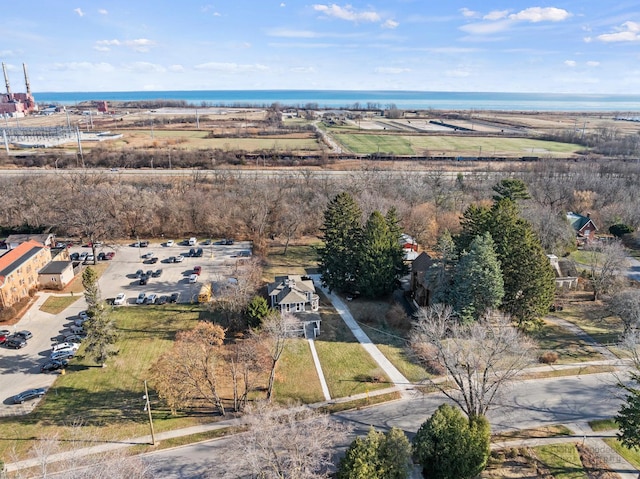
[149,257,158,264]
[6,337,27,349]
[152,269,163,278]
[169,292,180,303]
[135,269,144,278]
[15,330,33,340]
[156,295,168,305]
[167,256,176,263]
[224,239,234,245]
[12,388,46,404]
[139,276,149,286]
[189,248,196,257]
[97,252,106,261]
[70,252,80,261]
[140,241,149,247]
[195,248,203,257]
[41,359,68,373]
[146,270,153,278]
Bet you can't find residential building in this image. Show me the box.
[567,212,598,245]
[5,233,54,250]
[410,252,433,307]
[268,275,319,313]
[0,240,51,308]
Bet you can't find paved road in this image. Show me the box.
[144,372,624,478]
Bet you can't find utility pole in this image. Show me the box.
[143,380,156,445]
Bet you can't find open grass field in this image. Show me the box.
[331,131,581,157]
[39,295,80,314]
[554,301,623,346]
[0,305,207,460]
[263,242,320,280]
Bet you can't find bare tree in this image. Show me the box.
[410,304,536,418]
[225,335,266,412]
[211,258,262,331]
[259,311,300,402]
[609,289,640,336]
[586,240,628,301]
[236,401,351,479]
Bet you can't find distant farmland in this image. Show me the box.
[331,132,582,157]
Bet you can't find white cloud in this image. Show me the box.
[73,8,84,17]
[374,67,411,74]
[169,64,184,72]
[382,19,399,29]
[313,4,380,23]
[564,60,577,67]
[125,62,166,73]
[98,9,108,15]
[213,12,221,17]
[597,21,640,42]
[0,49,17,57]
[290,66,316,73]
[94,38,156,52]
[280,2,286,6]
[267,29,319,38]
[460,20,512,35]
[446,69,471,77]
[194,62,269,73]
[508,7,570,23]
[50,62,114,72]
[583,36,593,43]
[460,8,477,18]
[484,10,509,21]
[586,61,600,67]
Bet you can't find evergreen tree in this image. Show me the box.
[457,198,555,326]
[83,305,119,366]
[452,232,504,322]
[412,404,490,479]
[318,192,362,293]
[616,370,640,450]
[245,295,270,328]
[385,207,408,279]
[492,178,531,202]
[357,211,406,297]
[82,266,101,312]
[338,427,412,479]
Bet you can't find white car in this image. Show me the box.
[189,274,198,284]
[78,311,89,321]
[50,349,76,361]
[136,292,147,304]
[166,240,174,247]
[52,342,80,353]
[145,294,157,305]
[174,255,184,263]
[113,293,126,306]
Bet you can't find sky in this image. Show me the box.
[1,1,640,94]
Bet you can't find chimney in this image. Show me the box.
[2,62,12,99]
[22,63,31,95]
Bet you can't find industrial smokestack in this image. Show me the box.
[2,62,12,98]
[22,63,31,95]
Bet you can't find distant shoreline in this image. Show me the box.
[32,89,640,112]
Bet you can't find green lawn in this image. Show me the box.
[263,242,320,279]
[334,133,414,155]
[534,444,588,479]
[589,418,617,431]
[273,339,325,403]
[39,295,81,314]
[533,320,604,363]
[602,438,640,468]
[0,305,205,461]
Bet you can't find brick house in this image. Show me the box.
[567,212,598,245]
[38,261,74,290]
[0,240,51,308]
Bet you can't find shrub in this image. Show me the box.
[539,351,559,364]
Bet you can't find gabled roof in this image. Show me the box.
[0,240,45,286]
[268,275,316,306]
[566,212,598,232]
[412,252,433,272]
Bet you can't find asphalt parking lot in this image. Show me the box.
[0,239,252,416]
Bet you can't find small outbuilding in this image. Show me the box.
[38,261,74,290]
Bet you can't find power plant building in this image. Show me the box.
[1,62,37,116]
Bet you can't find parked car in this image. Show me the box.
[0,333,8,344]
[50,349,75,361]
[97,252,106,261]
[41,359,68,373]
[149,257,158,264]
[78,311,89,321]
[139,276,148,286]
[156,295,168,305]
[63,334,85,343]
[189,274,198,284]
[135,269,144,278]
[142,252,153,259]
[166,240,174,247]
[169,292,180,303]
[0,329,10,336]
[136,292,147,305]
[193,266,202,275]
[113,293,126,305]
[78,252,88,261]
[140,241,149,247]
[104,251,115,260]
[70,252,80,261]
[174,255,184,263]
[52,342,80,353]
[6,337,27,349]
[15,330,33,340]
[152,269,163,278]
[84,254,95,263]
[12,388,46,404]
[145,294,158,305]
[167,256,176,263]
[195,247,203,257]
[224,239,234,245]
[201,239,212,246]
[69,325,84,334]
[188,237,197,246]
[189,248,196,257]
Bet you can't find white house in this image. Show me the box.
[267,275,319,313]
